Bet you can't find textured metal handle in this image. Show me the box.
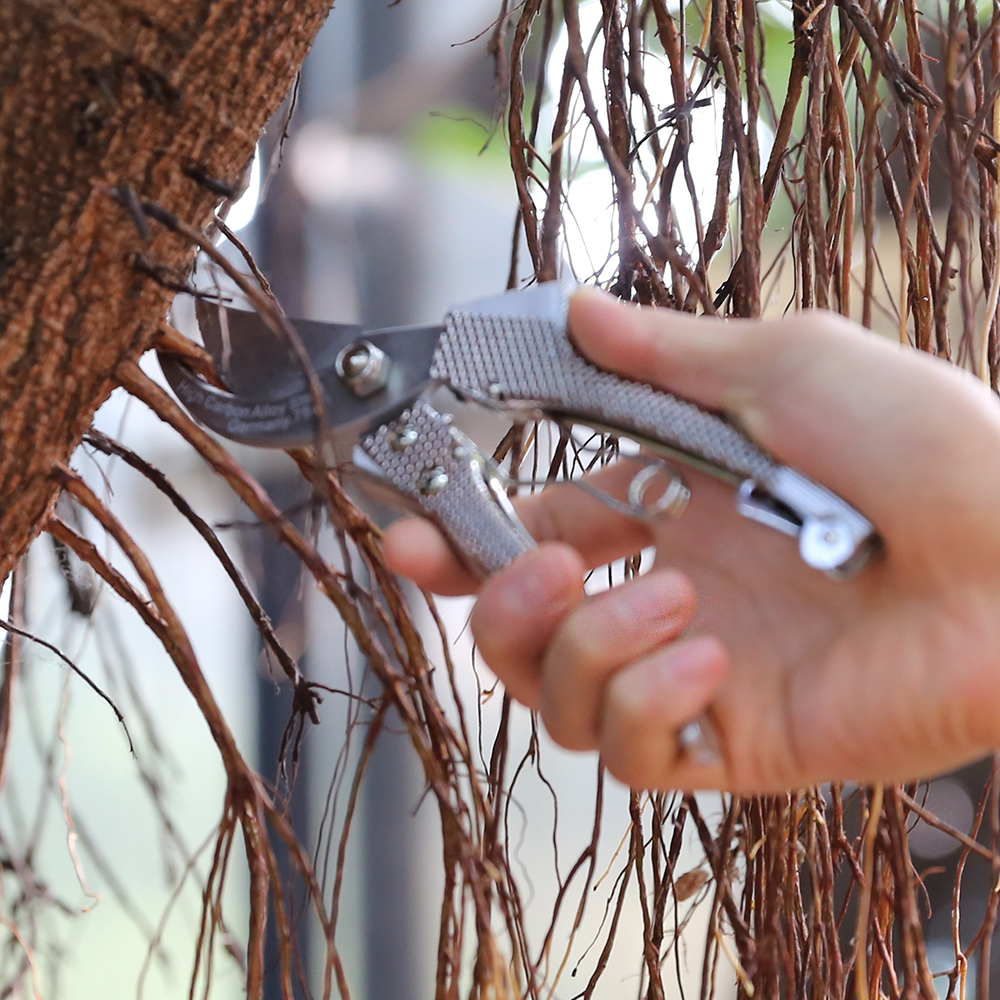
[433,307,779,483]
[358,399,536,579]
[432,297,877,575]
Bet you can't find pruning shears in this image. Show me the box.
[159,282,878,582]
[160,283,880,763]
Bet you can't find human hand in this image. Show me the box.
[384,288,1000,792]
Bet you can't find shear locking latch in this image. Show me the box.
[738,467,876,576]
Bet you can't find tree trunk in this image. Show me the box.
[0,0,332,581]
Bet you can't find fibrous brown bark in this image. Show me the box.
[0,0,333,581]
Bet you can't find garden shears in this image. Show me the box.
[160,282,880,763]
[159,282,879,583]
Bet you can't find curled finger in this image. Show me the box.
[470,543,586,707]
[600,636,729,790]
[538,569,698,751]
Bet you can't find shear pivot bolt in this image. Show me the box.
[419,467,449,495]
[336,340,390,398]
[343,350,367,376]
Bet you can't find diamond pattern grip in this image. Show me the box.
[432,311,778,482]
[361,399,536,579]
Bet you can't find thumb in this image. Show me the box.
[567,288,1000,566]
[569,286,797,420]
[567,286,877,505]
[568,286,884,458]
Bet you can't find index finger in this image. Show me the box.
[383,460,657,595]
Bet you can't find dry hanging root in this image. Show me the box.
[107,358,533,1000]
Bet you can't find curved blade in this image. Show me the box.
[159,304,443,449]
[195,299,361,399]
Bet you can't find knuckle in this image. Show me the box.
[553,608,613,678]
[539,696,595,752]
[795,307,858,339]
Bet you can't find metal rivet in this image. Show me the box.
[419,467,449,495]
[391,426,418,450]
[486,382,504,400]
